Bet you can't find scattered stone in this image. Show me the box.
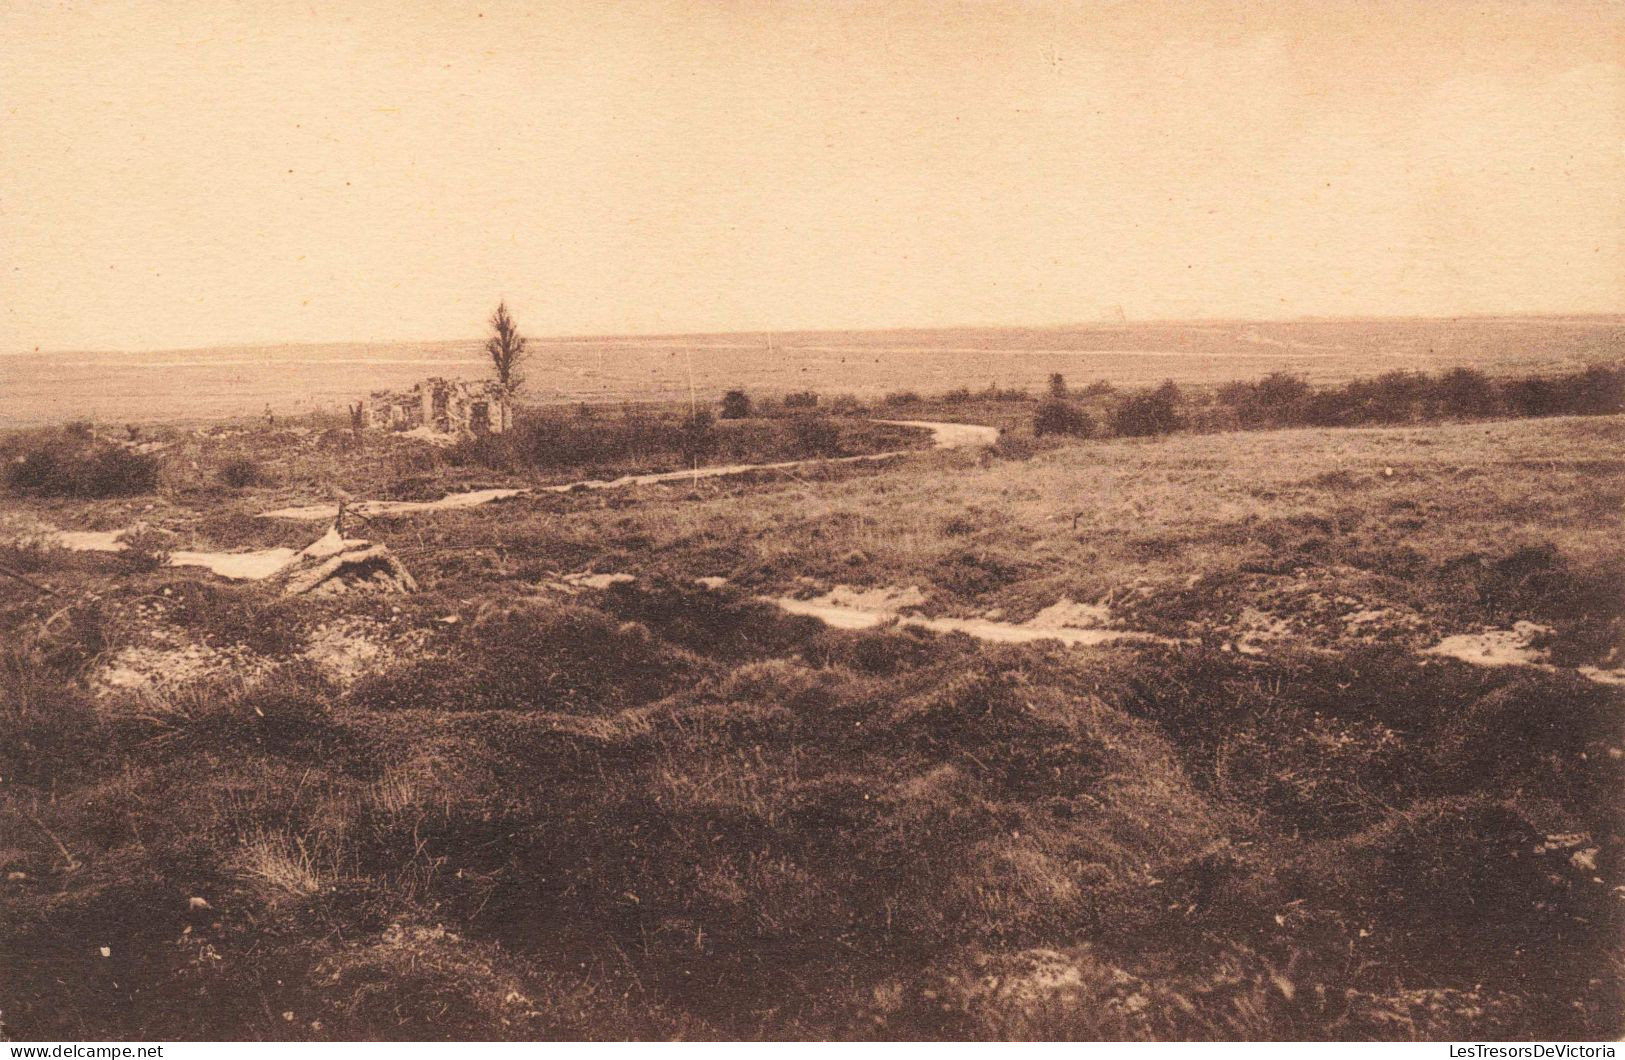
[95,641,270,698]
[561,572,636,590]
[1231,607,1292,655]
[1535,833,1588,855]
[301,618,428,686]
[1425,622,1553,669]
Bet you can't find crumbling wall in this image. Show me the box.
[362,378,511,437]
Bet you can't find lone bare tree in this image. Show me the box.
[485,301,528,391]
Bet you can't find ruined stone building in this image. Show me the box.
[363,378,512,437]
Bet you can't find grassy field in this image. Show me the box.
[1,407,1621,1040]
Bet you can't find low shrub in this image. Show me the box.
[1110,383,1183,437]
[989,432,1045,462]
[118,526,173,572]
[4,436,159,498]
[1219,372,1313,428]
[719,390,752,419]
[1032,399,1094,438]
[218,458,264,489]
[1435,366,1501,418]
[782,390,819,409]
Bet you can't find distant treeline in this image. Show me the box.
[839,362,1625,441]
[1016,363,1623,440]
[1034,363,1625,440]
[737,362,1623,442]
[1202,363,1625,431]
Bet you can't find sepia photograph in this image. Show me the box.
[1,0,1622,1046]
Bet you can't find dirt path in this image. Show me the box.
[258,418,999,522]
[771,593,1175,647]
[23,421,998,579]
[37,527,301,581]
[259,488,527,522]
[562,573,1624,680]
[167,547,301,580]
[552,574,1178,650]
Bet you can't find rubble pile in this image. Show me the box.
[278,526,418,596]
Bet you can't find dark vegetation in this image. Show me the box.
[565,362,1620,450]
[882,383,1033,409]
[1211,364,1624,431]
[448,405,918,480]
[2,564,1619,1040]
[1110,381,1185,437]
[2,427,159,499]
[217,458,264,490]
[1028,364,1622,443]
[1031,399,1095,438]
[798,364,1620,448]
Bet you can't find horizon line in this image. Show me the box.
[6,308,1623,359]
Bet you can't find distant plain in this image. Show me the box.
[4,315,1621,427]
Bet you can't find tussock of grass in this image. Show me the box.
[233,828,326,903]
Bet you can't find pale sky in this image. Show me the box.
[3,0,1622,352]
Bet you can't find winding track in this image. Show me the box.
[37,420,998,580]
[257,419,998,522]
